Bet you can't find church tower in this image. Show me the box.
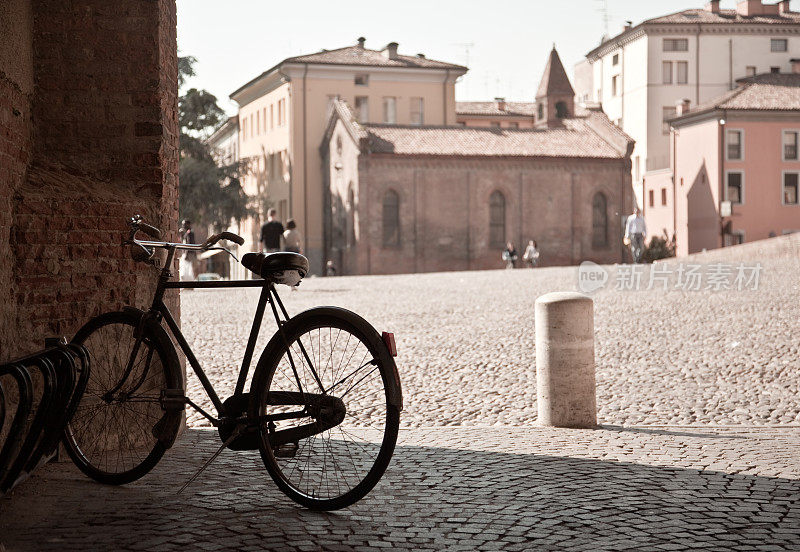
[535,47,575,128]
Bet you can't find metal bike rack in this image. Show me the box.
[0,340,89,494]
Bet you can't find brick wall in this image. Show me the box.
[0,0,179,359]
[342,155,631,275]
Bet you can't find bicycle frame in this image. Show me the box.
[137,243,309,423]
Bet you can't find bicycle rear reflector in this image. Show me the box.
[382,332,397,357]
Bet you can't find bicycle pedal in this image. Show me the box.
[273,442,299,458]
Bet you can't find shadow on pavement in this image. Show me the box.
[0,429,798,551]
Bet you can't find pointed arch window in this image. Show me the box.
[489,191,506,247]
[592,192,608,248]
[347,185,356,247]
[382,189,400,247]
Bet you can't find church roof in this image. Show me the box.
[456,101,537,117]
[324,100,633,160]
[536,48,575,99]
[285,45,466,71]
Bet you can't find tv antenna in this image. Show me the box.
[451,42,475,98]
[596,0,610,36]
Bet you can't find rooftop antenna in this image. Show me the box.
[452,42,475,98]
[596,0,610,37]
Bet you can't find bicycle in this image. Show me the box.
[63,215,402,510]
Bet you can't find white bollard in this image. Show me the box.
[535,292,596,428]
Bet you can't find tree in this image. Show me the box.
[178,56,251,230]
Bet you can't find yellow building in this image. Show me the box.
[230,38,467,273]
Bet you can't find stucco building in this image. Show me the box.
[321,50,635,275]
[575,0,800,209]
[651,71,800,256]
[230,39,466,274]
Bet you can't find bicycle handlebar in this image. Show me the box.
[127,215,244,265]
[138,222,162,240]
[202,232,245,248]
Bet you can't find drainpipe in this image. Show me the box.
[719,110,726,247]
[696,24,701,105]
[672,126,677,242]
[442,69,451,124]
[279,69,294,219]
[302,63,309,258]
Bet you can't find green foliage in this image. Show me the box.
[178,55,252,230]
[644,231,676,263]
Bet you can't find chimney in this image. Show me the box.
[737,0,763,17]
[495,97,507,111]
[792,58,800,73]
[779,0,792,13]
[676,98,691,115]
[356,37,366,49]
[382,42,399,60]
[705,0,720,13]
[623,20,633,31]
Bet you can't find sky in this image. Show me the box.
[176,0,783,114]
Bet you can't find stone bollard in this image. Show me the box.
[535,292,596,428]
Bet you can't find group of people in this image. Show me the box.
[500,208,648,269]
[502,240,540,269]
[260,208,303,254]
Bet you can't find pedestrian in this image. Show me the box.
[326,260,337,277]
[502,241,518,269]
[179,219,196,282]
[283,219,302,254]
[522,240,540,268]
[260,208,284,254]
[624,207,647,263]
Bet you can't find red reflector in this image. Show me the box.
[382,332,397,357]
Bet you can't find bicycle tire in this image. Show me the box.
[64,310,182,485]
[250,306,401,510]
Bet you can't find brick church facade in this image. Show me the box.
[322,48,635,275]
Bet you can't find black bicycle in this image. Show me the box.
[63,215,402,510]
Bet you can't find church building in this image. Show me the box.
[321,48,635,275]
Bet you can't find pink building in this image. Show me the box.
[654,70,800,256]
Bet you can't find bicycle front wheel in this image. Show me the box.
[64,310,182,485]
[250,307,401,510]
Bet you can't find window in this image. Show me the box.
[270,104,274,129]
[676,61,688,84]
[784,131,798,160]
[726,129,743,160]
[336,136,343,156]
[612,75,619,96]
[746,65,757,77]
[634,156,640,181]
[555,101,568,118]
[354,74,369,86]
[771,38,788,52]
[509,122,519,129]
[662,106,677,134]
[383,97,396,124]
[489,191,505,247]
[592,192,608,248]
[355,96,368,123]
[661,187,668,206]
[727,172,743,204]
[724,231,744,247]
[347,186,356,247]
[410,97,424,125]
[256,111,260,135]
[648,189,655,207]
[662,61,673,84]
[612,53,619,66]
[242,117,247,141]
[771,66,781,74]
[663,38,689,52]
[784,172,799,205]
[382,190,400,246]
[537,103,544,120]
[250,114,254,137]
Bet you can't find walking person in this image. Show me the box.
[179,219,196,282]
[624,207,647,263]
[522,240,540,268]
[282,219,302,254]
[502,241,518,269]
[260,208,284,254]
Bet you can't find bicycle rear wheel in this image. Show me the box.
[64,310,182,485]
[250,307,401,510]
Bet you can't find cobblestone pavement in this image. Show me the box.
[2,427,799,551]
[178,254,800,428]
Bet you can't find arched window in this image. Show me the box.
[489,191,506,247]
[555,101,568,119]
[537,103,544,121]
[592,192,608,248]
[382,189,400,247]
[347,185,356,247]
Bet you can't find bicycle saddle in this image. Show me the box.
[241,252,309,286]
